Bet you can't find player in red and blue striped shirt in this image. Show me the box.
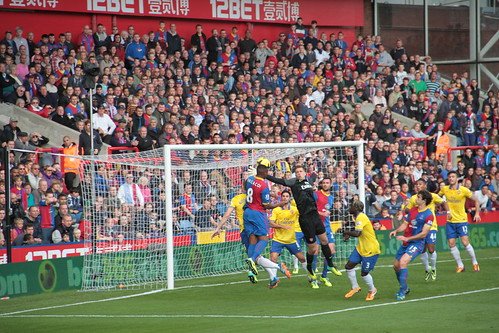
[244,159,290,288]
[390,190,434,301]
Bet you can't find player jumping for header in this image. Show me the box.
[244,158,291,288]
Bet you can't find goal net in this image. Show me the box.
[79,141,364,291]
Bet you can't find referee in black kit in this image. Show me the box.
[266,164,339,282]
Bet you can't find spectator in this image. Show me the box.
[79,120,103,155]
[39,190,57,243]
[474,185,491,211]
[52,214,74,243]
[117,173,144,208]
[382,190,403,216]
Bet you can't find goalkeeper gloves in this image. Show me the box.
[248,166,257,176]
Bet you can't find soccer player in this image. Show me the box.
[403,179,444,280]
[269,190,307,281]
[343,200,380,301]
[212,185,259,282]
[390,190,434,301]
[439,171,481,272]
[244,159,290,288]
[313,177,342,288]
[292,216,305,275]
[266,165,339,287]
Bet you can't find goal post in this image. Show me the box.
[79,140,365,291]
[163,141,365,290]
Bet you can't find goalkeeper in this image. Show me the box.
[265,164,339,284]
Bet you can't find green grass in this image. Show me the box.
[1,248,499,333]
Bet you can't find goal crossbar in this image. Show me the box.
[163,141,365,290]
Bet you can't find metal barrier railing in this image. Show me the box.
[447,145,493,164]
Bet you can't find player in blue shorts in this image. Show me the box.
[244,158,290,287]
[390,190,434,301]
[269,190,306,288]
[439,171,481,273]
[343,201,380,301]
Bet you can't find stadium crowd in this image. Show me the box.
[1,19,499,247]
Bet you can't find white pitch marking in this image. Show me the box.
[0,289,165,316]
[1,256,498,317]
[1,287,498,320]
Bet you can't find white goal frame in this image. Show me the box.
[163,141,365,290]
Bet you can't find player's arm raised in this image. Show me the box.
[266,174,296,187]
[211,206,235,238]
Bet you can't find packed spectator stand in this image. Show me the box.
[0,19,499,248]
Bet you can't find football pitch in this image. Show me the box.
[1,248,499,333]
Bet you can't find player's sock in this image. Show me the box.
[256,256,279,270]
[293,255,299,270]
[321,244,334,267]
[301,261,308,270]
[361,273,375,292]
[450,246,464,267]
[420,252,430,271]
[321,258,329,278]
[263,267,277,280]
[251,239,268,261]
[311,254,318,272]
[465,244,478,265]
[306,253,315,274]
[346,269,359,289]
[430,251,437,270]
[395,268,401,280]
[247,243,256,258]
[399,268,408,294]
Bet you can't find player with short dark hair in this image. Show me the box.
[313,177,342,289]
[269,190,307,287]
[403,179,444,280]
[343,200,380,301]
[390,190,434,301]
[244,159,290,288]
[266,165,339,287]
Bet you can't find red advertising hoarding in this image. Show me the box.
[0,234,193,264]
[0,0,364,26]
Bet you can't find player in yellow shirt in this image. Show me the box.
[212,190,257,281]
[438,171,481,273]
[404,179,444,281]
[342,200,380,301]
[269,190,307,287]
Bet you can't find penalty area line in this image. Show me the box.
[1,287,498,320]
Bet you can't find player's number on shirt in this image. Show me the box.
[461,225,468,235]
[246,188,254,204]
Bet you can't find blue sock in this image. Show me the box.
[312,254,318,271]
[395,269,401,280]
[251,239,268,261]
[247,244,256,258]
[321,258,329,278]
[399,268,408,294]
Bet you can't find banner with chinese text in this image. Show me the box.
[0,0,364,26]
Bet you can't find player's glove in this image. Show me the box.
[248,166,257,176]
